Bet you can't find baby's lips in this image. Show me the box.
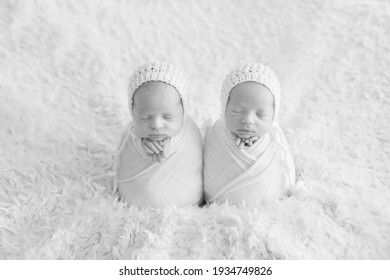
[235,130,255,138]
[148,134,169,141]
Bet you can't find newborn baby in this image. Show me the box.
[204,63,296,205]
[114,62,203,208]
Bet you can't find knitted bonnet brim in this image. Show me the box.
[128,62,188,114]
[220,63,281,124]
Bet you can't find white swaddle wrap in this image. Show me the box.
[204,119,295,205]
[204,63,296,205]
[114,115,203,208]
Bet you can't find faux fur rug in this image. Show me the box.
[1,0,389,259]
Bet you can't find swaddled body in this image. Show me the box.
[204,119,295,205]
[114,62,203,208]
[204,63,295,205]
[116,115,203,208]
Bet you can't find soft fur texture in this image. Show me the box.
[0,0,389,259]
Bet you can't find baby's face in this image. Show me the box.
[132,81,184,140]
[225,82,274,138]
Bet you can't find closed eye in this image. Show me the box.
[231,109,242,113]
[162,113,176,119]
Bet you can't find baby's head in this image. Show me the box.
[221,63,281,138]
[128,62,187,140]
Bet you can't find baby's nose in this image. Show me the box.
[242,112,255,124]
[150,117,164,129]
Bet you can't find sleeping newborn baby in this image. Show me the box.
[204,63,296,205]
[114,62,203,208]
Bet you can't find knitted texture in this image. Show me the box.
[220,63,281,123]
[128,62,187,114]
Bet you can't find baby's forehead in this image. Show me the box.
[231,81,272,94]
[228,82,274,105]
[134,81,181,100]
[133,81,182,111]
[137,81,175,92]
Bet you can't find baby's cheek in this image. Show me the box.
[171,120,184,135]
[133,122,148,138]
[253,121,269,135]
[170,116,184,132]
[263,122,273,133]
[224,116,235,131]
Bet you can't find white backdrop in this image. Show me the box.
[1,0,389,259]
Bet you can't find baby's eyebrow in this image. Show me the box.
[233,103,271,110]
[256,107,272,111]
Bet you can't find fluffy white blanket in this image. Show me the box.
[0,0,389,259]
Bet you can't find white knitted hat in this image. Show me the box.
[220,63,281,124]
[128,62,187,114]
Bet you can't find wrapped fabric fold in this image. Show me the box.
[114,116,204,208]
[204,119,295,205]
